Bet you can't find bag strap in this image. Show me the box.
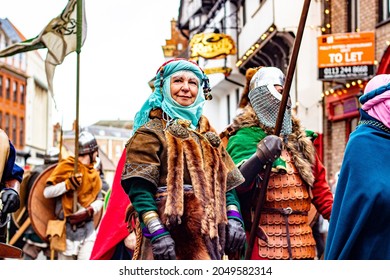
[219,124,236,148]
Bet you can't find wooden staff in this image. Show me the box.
[245,0,312,260]
[72,0,83,229]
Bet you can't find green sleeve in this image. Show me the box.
[226,127,265,165]
[122,177,158,218]
[226,188,241,212]
[226,189,244,226]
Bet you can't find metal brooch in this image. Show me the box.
[167,122,189,138]
[204,132,221,147]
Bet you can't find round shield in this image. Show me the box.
[28,164,103,241]
[28,164,57,241]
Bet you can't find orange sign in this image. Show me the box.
[317,32,375,68]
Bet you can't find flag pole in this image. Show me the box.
[73,0,83,214]
[245,0,312,260]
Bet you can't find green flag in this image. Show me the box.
[0,0,87,98]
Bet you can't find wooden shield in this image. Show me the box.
[28,164,57,241]
[28,164,103,242]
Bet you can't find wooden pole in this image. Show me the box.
[9,217,30,246]
[245,0,312,260]
[72,0,83,228]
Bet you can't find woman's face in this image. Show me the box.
[170,71,199,106]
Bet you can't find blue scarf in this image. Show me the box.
[133,60,208,132]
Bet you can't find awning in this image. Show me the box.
[236,25,294,75]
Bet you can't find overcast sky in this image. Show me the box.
[0,0,181,130]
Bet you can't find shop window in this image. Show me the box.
[379,0,390,22]
[327,96,360,121]
[12,115,17,145]
[13,81,18,102]
[20,84,25,105]
[6,78,10,100]
[348,0,360,32]
[5,113,10,136]
[19,117,24,146]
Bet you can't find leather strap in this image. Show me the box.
[262,207,308,260]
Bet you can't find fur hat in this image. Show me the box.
[238,66,263,108]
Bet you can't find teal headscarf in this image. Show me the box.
[133,59,210,132]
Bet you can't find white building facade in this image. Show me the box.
[178,0,325,137]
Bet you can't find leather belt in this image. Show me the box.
[155,185,193,202]
[262,207,308,260]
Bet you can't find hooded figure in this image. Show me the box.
[121,59,246,260]
[325,74,390,260]
[225,66,333,260]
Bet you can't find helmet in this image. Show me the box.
[44,147,60,164]
[78,131,98,155]
[249,67,285,92]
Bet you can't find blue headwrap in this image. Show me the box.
[359,82,390,105]
[133,59,210,132]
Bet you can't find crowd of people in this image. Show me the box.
[1,58,389,260]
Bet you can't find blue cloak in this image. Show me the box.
[324,109,390,259]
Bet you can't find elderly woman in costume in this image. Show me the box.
[325,74,390,260]
[121,58,246,260]
[224,66,333,260]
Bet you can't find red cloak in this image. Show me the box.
[90,149,130,260]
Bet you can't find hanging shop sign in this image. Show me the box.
[203,67,232,76]
[317,31,375,80]
[189,33,236,59]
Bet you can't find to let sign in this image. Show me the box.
[317,32,375,80]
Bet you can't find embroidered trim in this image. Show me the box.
[226,168,245,191]
[121,163,160,186]
[358,119,390,134]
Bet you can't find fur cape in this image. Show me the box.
[127,109,244,259]
[161,121,228,259]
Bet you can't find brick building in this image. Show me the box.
[0,18,28,151]
[1,18,53,167]
[321,0,390,182]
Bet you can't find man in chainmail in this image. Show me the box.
[224,66,333,260]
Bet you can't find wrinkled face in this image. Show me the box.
[170,70,200,106]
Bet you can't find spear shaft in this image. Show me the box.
[245,0,312,260]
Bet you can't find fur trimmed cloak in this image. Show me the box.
[121,109,244,260]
